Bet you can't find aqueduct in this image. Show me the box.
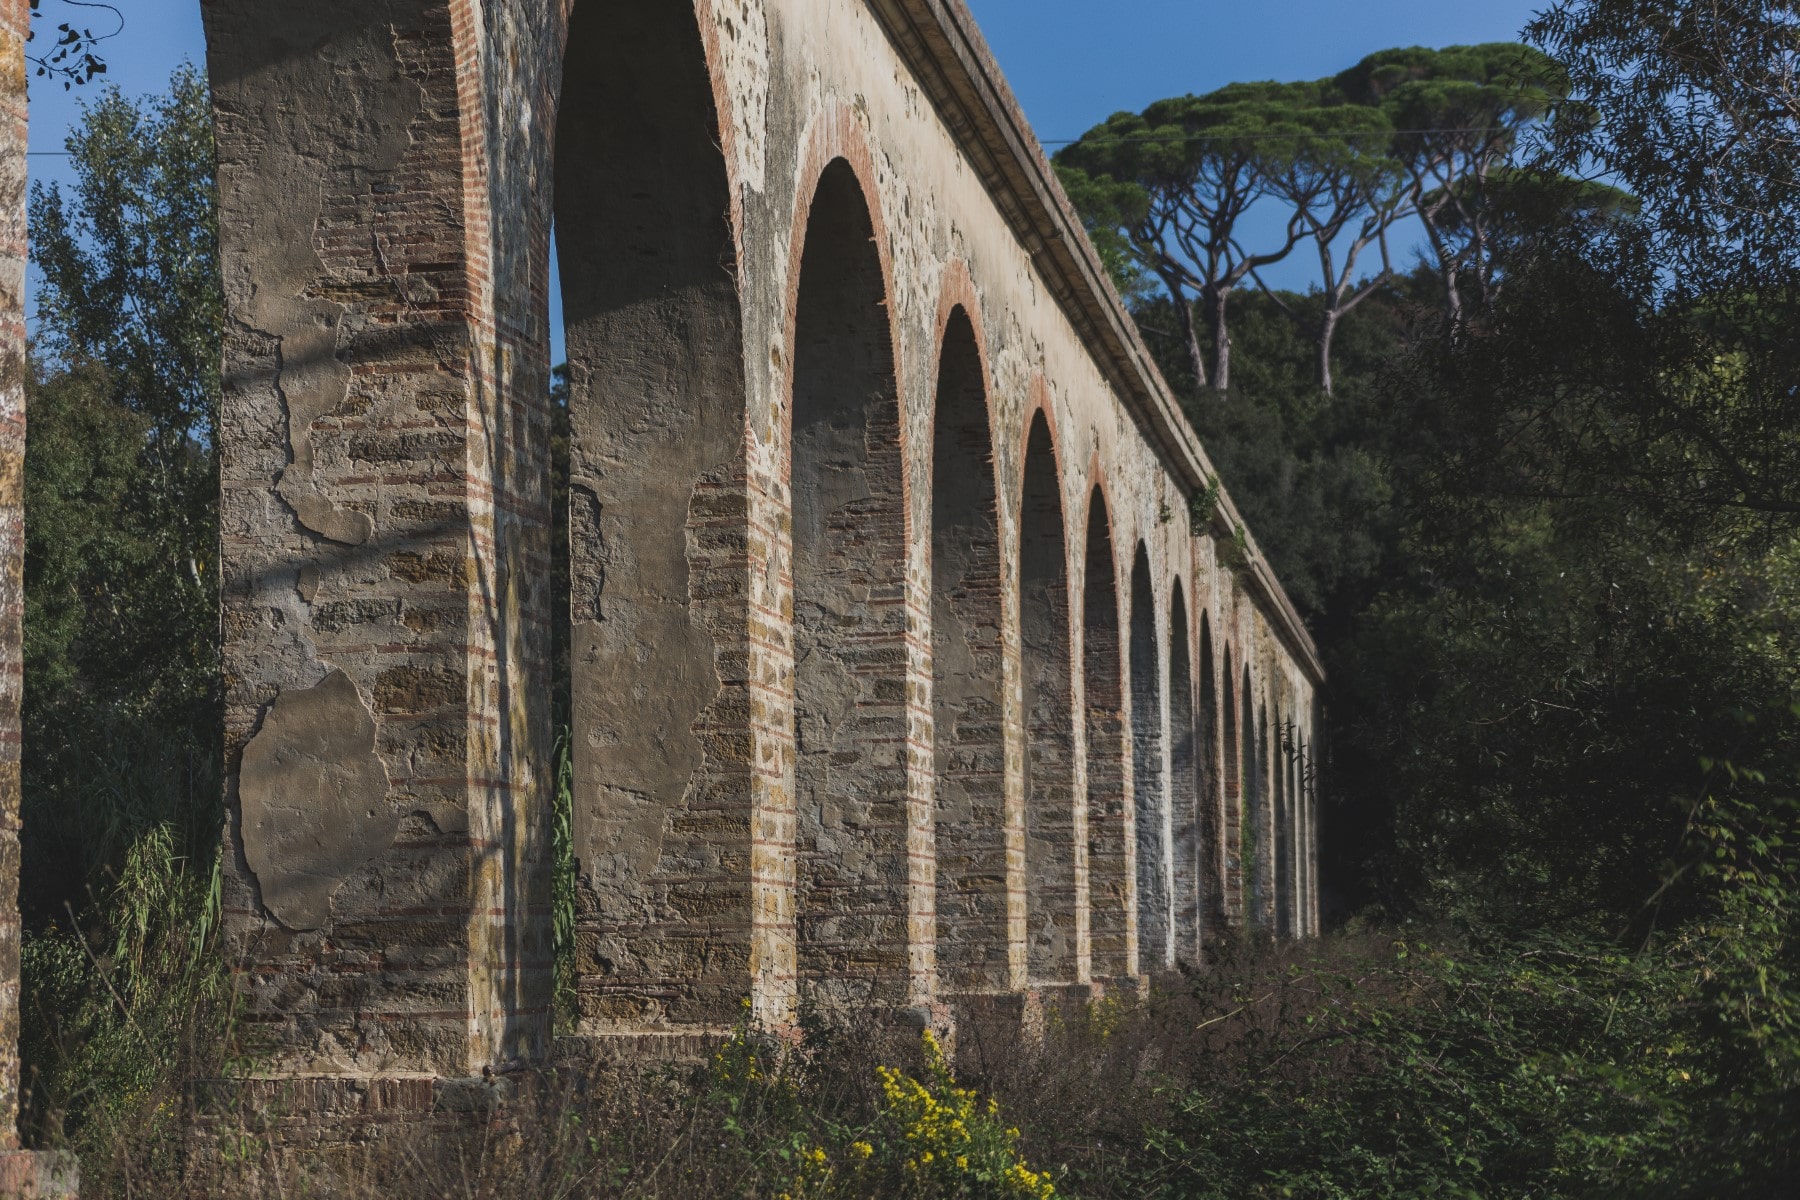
[0,0,1321,1165]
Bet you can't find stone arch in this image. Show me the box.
[1275,703,1294,938]
[1245,685,1270,928]
[1223,648,1245,924]
[1168,583,1200,965]
[1018,406,1079,985]
[930,303,1007,994]
[1128,543,1169,972]
[1083,487,1130,978]
[1198,613,1224,935]
[554,0,752,1036]
[788,157,911,1007]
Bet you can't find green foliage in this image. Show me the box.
[702,1022,1058,1199]
[18,66,229,1176]
[1133,932,1795,1197]
[7,16,1797,1200]
[22,62,222,917]
[1154,284,1406,621]
[21,823,233,1185]
[1055,78,1392,390]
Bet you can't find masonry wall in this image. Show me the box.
[0,3,31,1173]
[197,0,1325,1083]
[2,5,79,1192]
[0,0,25,1144]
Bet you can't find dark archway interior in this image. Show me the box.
[1245,689,1267,926]
[930,309,1006,994]
[1128,545,1168,971]
[1198,615,1222,934]
[1222,645,1241,925]
[1019,413,1076,983]
[1083,492,1129,976]
[554,0,747,1031]
[1276,709,1294,937]
[1168,586,1199,965]
[790,159,910,1005]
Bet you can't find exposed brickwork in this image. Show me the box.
[557,0,757,1039]
[1018,409,1080,984]
[4,4,79,1190]
[1081,489,1132,978]
[1128,545,1170,972]
[790,158,915,1010]
[203,0,552,1077]
[1167,586,1200,964]
[930,306,1009,995]
[181,0,1327,1134]
[0,0,24,1147]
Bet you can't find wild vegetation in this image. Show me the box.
[13,0,1800,1196]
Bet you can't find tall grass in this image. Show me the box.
[553,726,578,1030]
[18,710,232,1193]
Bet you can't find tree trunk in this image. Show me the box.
[1439,261,1463,326]
[1317,307,1340,397]
[1169,288,1208,391]
[1204,285,1231,393]
[1416,206,1465,326]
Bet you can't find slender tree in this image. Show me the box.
[1253,86,1410,395]
[1057,82,1353,394]
[23,65,222,913]
[1335,43,1568,323]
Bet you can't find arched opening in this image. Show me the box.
[1249,694,1271,928]
[1275,709,1293,938]
[1128,545,1169,972]
[1198,615,1222,937]
[555,0,748,1033]
[1240,668,1262,927]
[1302,726,1318,934]
[1300,722,1316,936]
[1292,727,1308,937]
[1168,586,1200,965]
[1221,644,1241,924]
[931,309,1006,994]
[1083,491,1129,977]
[1020,413,1077,984]
[790,159,910,1006]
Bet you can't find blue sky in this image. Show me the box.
[26,0,1549,340]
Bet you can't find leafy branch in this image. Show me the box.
[27,0,120,90]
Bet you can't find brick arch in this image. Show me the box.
[1241,663,1271,929]
[1196,603,1228,944]
[1166,578,1201,964]
[551,0,757,1040]
[1081,481,1132,978]
[1127,540,1170,971]
[926,260,991,429]
[1016,385,1083,984]
[783,143,916,1011]
[783,111,907,453]
[548,0,750,252]
[928,283,1010,994]
[1015,374,1069,518]
[1274,694,1295,939]
[1219,638,1243,924]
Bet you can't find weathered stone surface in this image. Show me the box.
[185,0,1329,1105]
[241,669,397,931]
[0,0,30,1161]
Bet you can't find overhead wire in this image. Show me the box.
[1038,127,1515,147]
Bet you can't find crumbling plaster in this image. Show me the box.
[192,0,1324,1083]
